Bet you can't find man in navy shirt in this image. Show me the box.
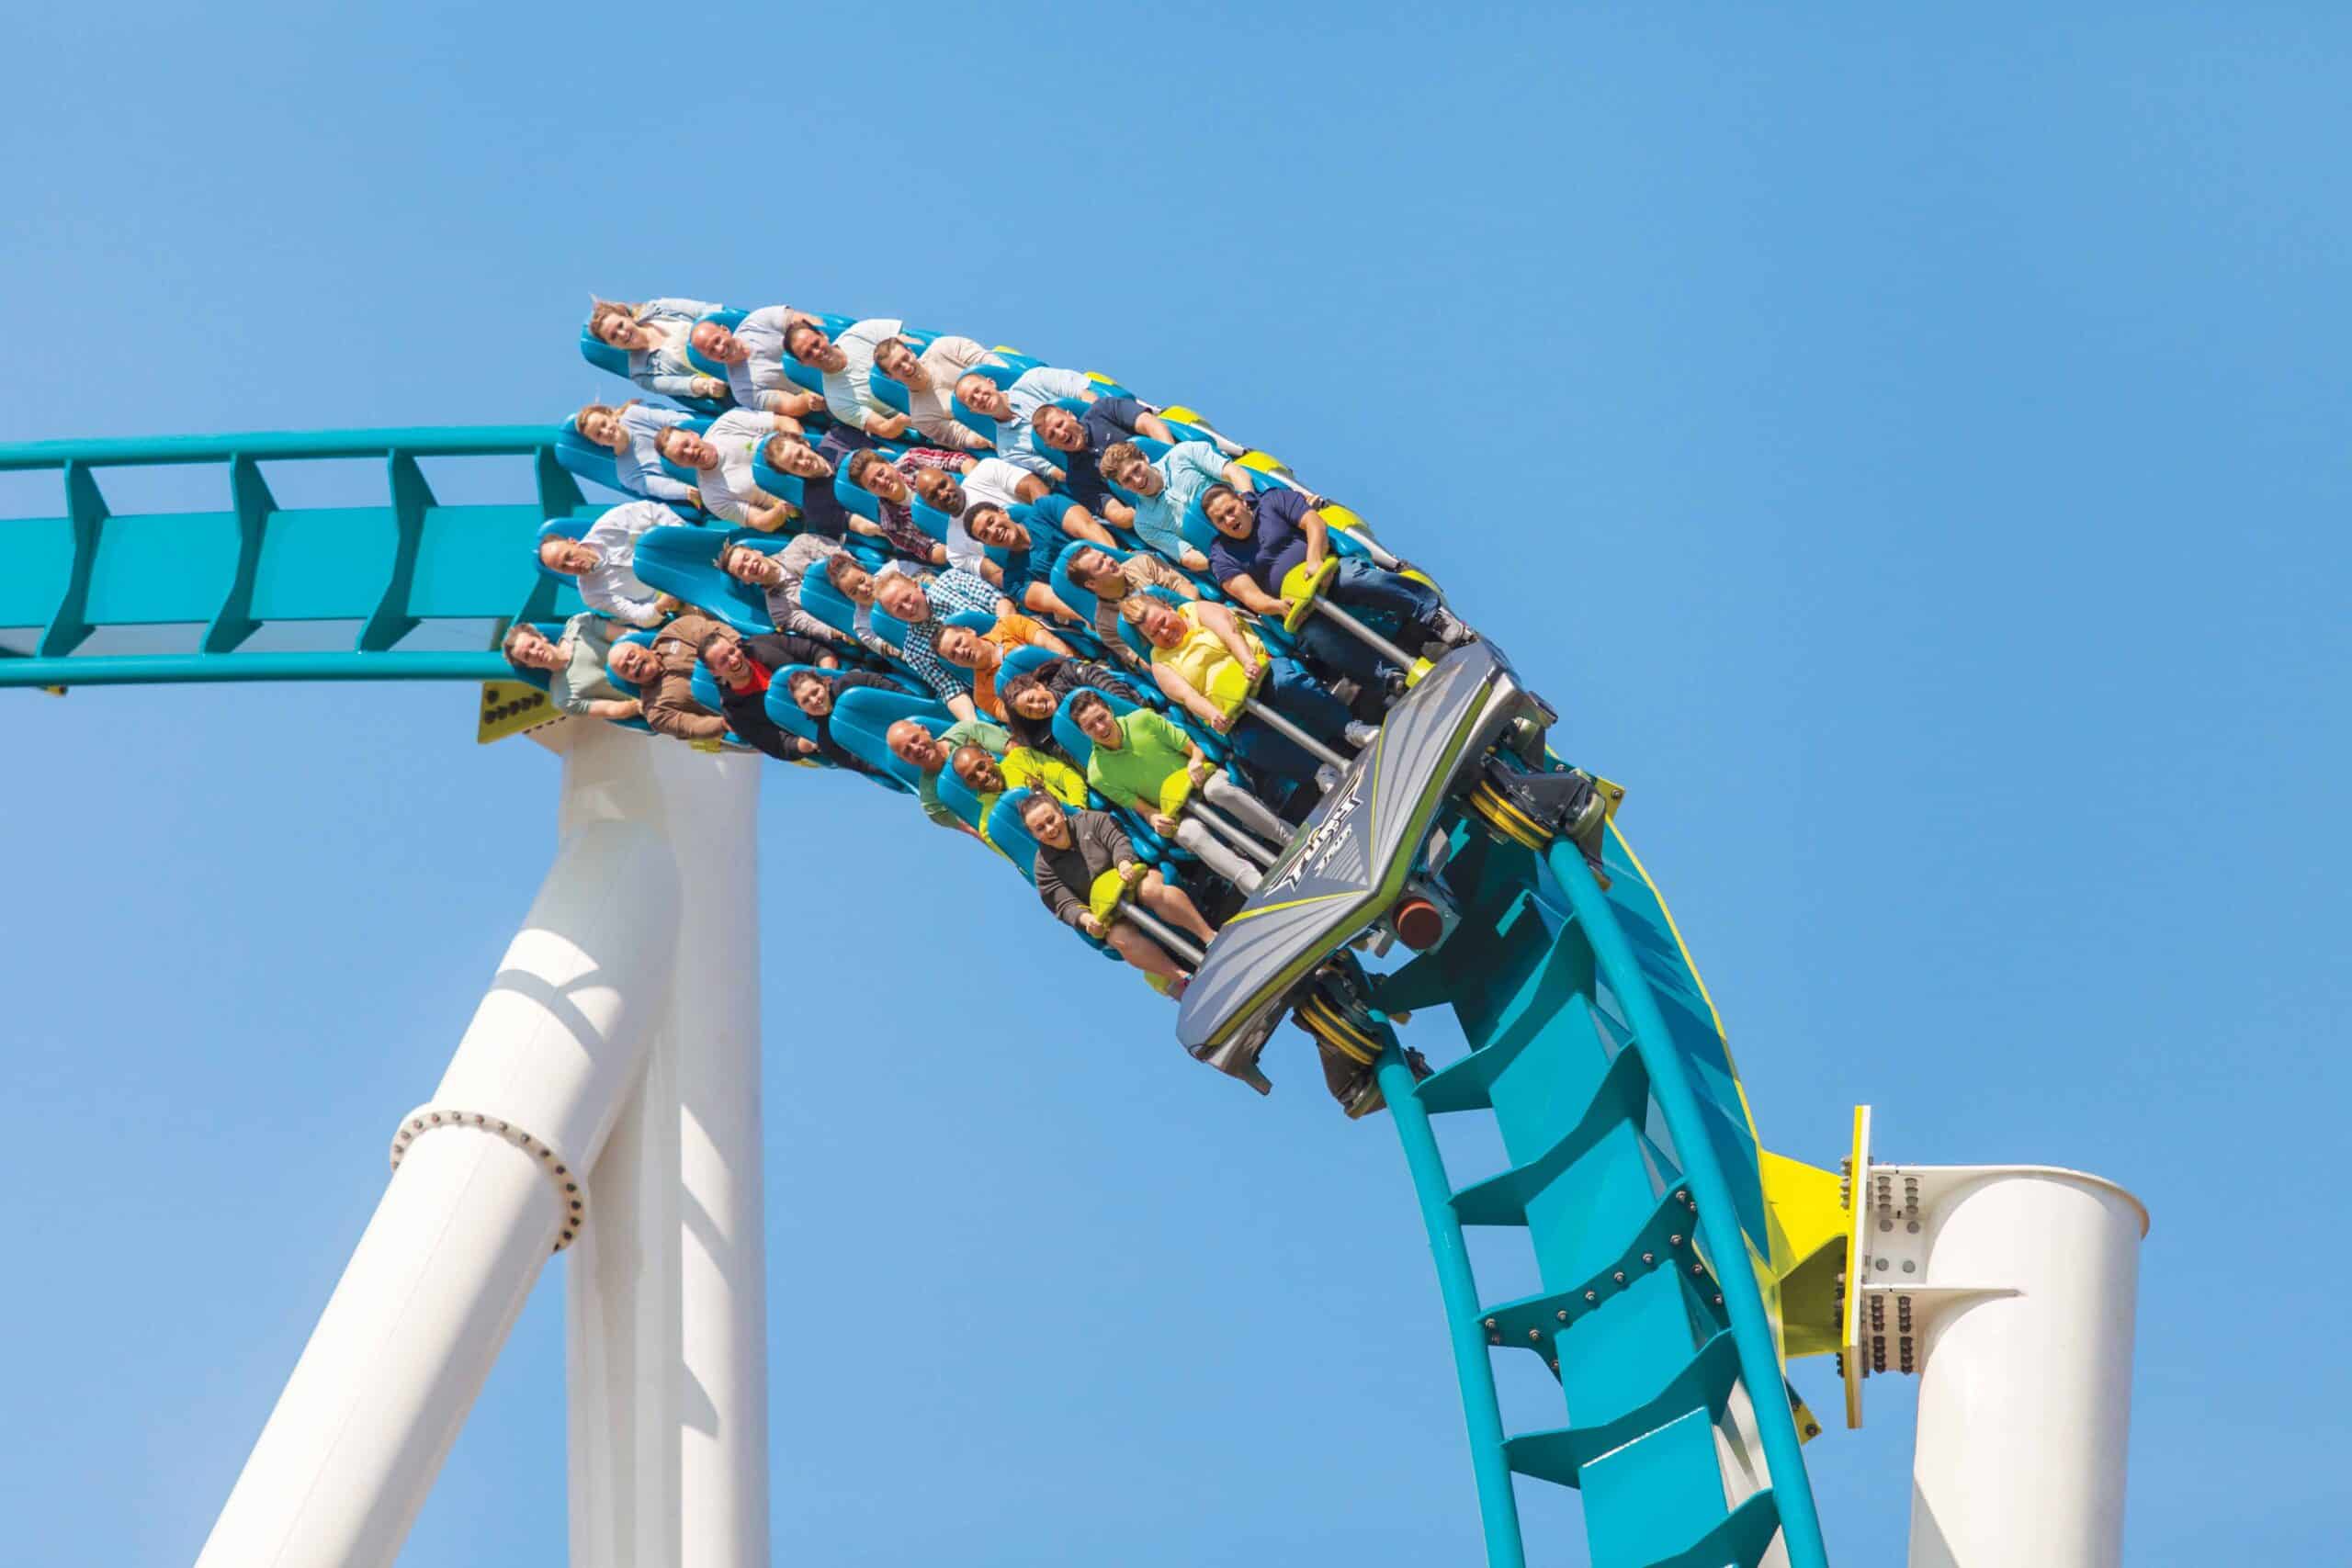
[1028,400,1170,536]
[962,502,1091,628]
[1201,482,1472,697]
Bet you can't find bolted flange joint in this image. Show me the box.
[388,1104,588,1252]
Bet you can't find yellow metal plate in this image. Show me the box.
[476,680,558,744]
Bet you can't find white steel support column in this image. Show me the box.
[194,724,686,1568]
[1887,1165,2149,1568]
[567,733,769,1568]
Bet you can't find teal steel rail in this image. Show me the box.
[0,428,591,688]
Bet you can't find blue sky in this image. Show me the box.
[4,4,2346,1563]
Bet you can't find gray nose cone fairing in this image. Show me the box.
[1176,643,1535,1061]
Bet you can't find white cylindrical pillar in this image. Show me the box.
[1905,1166,2148,1568]
[194,725,684,1568]
[567,739,769,1568]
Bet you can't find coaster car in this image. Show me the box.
[1173,640,1606,1093]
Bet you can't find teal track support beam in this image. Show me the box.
[0,426,592,690]
[1380,1043,1527,1568]
[1379,824,1832,1568]
[1542,838,1830,1565]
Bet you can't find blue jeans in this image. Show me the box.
[1232,655,1351,784]
[1295,558,1442,686]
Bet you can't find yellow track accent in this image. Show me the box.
[476,680,557,744]
[1299,997,1381,1065]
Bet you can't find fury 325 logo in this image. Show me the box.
[1269,772,1366,897]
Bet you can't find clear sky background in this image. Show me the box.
[4,5,2346,1564]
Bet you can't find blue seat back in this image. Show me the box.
[910,500,956,545]
[987,788,1044,885]
[1051,683,1148,768]
[867,367,911,415]
[796,562,865,643]
[946,362,1023,437]
[943,609,995,633]
[601,627,662,699]
[535,514,594,586]
[1001,643,1057,685]
[684,310,749,379]
[580,329,630,380]
[750,457,808,508]
[933,764,993,838]
[631,525,779,636]
[761,669,829,744]
[555,421,627,497]
[688,661,727,717]
[834,469,882,523]
[831,686,954,787]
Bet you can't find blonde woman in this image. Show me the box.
[586,297,729,403]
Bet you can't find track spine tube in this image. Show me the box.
[1379,1046,1527,1568]
[1542,841,1832,1568]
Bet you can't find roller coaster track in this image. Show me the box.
[0,429,1830,1565]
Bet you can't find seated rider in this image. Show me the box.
[1200,481,1471,701]
[1067,690,1290,892]
[698,626,840,761]
[869,333,1000,449]
[718,538,863,651]
[961,502,1091,626]
[1121,596,1371,791]
[781,668,907,775]
[574,400,698,506]
[820,553,920,662]
[949,741,1087,815]
[885,715,1011,841]
[874,569,1012,722]
[842,447,960,566]
[501,615,642,723]
[1062,545,1199,671]
[1025,400,1172,535]
[608,613,734,742]
[653,412,813,533]
[1022,794,1217,998]
[786,318,911,442]
[933,614,1074,721]
[588,298,729,404]
[1098,438,1284,573]
[687,306,825,417]
[537,500,679,627]
[949,364,1101,479]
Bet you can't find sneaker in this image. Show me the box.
[1341,720,1379,750]
[1429,607,1476,647]
[1315,761,1342,793]
[1328,675,1363,708]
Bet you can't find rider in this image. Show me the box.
[1022,794,1216,998]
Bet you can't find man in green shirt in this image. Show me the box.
[1070,692,1294,892]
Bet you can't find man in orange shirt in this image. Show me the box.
[933,612,1072,720]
